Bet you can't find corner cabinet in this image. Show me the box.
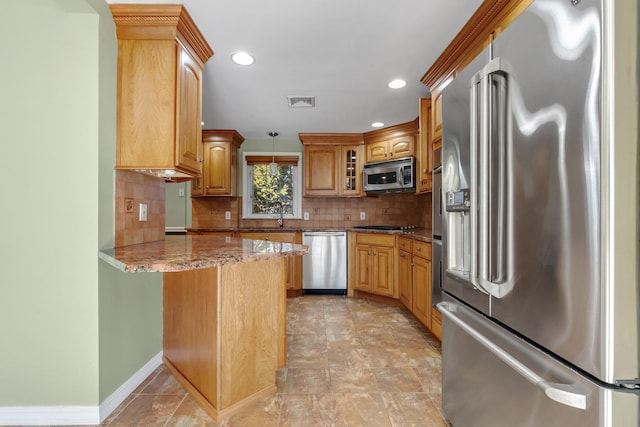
[110,4,213,179]
[299,133,364,197]
[363,119,418,163]
[192,130,244,197]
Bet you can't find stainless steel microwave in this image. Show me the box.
[363,157,415,194]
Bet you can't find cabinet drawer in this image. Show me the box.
[397,237,412,252]
[412,241,431,259]
[355,233,395,247]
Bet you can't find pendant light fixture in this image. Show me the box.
[267,131,279,175]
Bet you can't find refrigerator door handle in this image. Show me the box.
[471,56,514,299]
[438,301,591,410]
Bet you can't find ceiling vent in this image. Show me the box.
[287,96,315,108]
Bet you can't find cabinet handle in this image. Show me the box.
[416,247,422,252]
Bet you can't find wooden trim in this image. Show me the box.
[202,129,245,147]
[109,4,213,65]
[420,0,533,93]
[245,155,299,166]
[363,118,418,144]
[299,133,364,145]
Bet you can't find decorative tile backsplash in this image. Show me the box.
[191,193,432,230]
[115,170,165,246]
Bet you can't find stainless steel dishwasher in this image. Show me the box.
[302,231,347,295]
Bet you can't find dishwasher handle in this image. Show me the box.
[303,232,346,237]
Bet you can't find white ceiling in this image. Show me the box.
[106,0,482,141]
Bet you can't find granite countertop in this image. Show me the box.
[188,227,433,243]
[99,235,308,273]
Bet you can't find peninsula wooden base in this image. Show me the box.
[162,257,286,422]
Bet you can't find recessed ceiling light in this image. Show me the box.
[231,51,255,66]
[371,122,385,128]
[387,79,407,89]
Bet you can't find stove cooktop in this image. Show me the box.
[353,225,416,231]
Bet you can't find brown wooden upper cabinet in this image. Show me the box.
[299,133,364,197]
[192,130,244,197]
[363,119,418,163]
[110,4,213,179]
[416,98,433,193]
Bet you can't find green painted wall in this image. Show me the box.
[165,182,191,228]
[0,0,162,408]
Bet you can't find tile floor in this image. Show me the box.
[55,296,449,426]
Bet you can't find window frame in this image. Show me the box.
[241,152,302,219]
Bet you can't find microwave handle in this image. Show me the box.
[397,167,404,187]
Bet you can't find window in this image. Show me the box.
[242,152,302,219]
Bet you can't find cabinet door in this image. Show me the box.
[176,47,203,175]
[389,136,414,159]
[398,250,413,310]
[412,254,432,328]
[340,145,363,196]
[366,141,389,162]
[304,145,340,196]
[417,98,432,193]
[203,142,231,195]
[353,244,372,291]
[371,245,395,298]
[431,91,443,145]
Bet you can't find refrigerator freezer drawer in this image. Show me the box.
[438,298,605,427]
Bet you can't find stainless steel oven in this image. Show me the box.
[363,157,415,194]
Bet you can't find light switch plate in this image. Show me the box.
[360,211,366,220]
[303,212,309,221]
[139,203,148,221]
[225,211,231,220]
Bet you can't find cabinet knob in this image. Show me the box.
[416,247,422,252]
[199,159,204,163]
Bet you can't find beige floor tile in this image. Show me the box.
[329,367,379,392]
[138,369,188,395]
[108,394,186,427]
[381,392,449,427]
[100,295,448,427]
[373,367,425,392]
[164,395,216,426]
[283,368,331,394]
[279,394,334,427]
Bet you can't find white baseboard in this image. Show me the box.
[0,352,163,426]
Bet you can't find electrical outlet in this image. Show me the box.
[383,208,389,215]
[345,214,351,221]
[178,188,185,197]
[360,211,366,220]
[125,199,133,213]
[303,212,309,221]
[225,211,231,220]
[139,203,148,221]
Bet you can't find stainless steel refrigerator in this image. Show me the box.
[437,0,639,425]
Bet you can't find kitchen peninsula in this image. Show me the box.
[99,235,308,421]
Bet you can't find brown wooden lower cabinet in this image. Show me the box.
[238,232,302,296]
[162,257,286,421]
[350,233,397,298]
[396,237,433,331]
